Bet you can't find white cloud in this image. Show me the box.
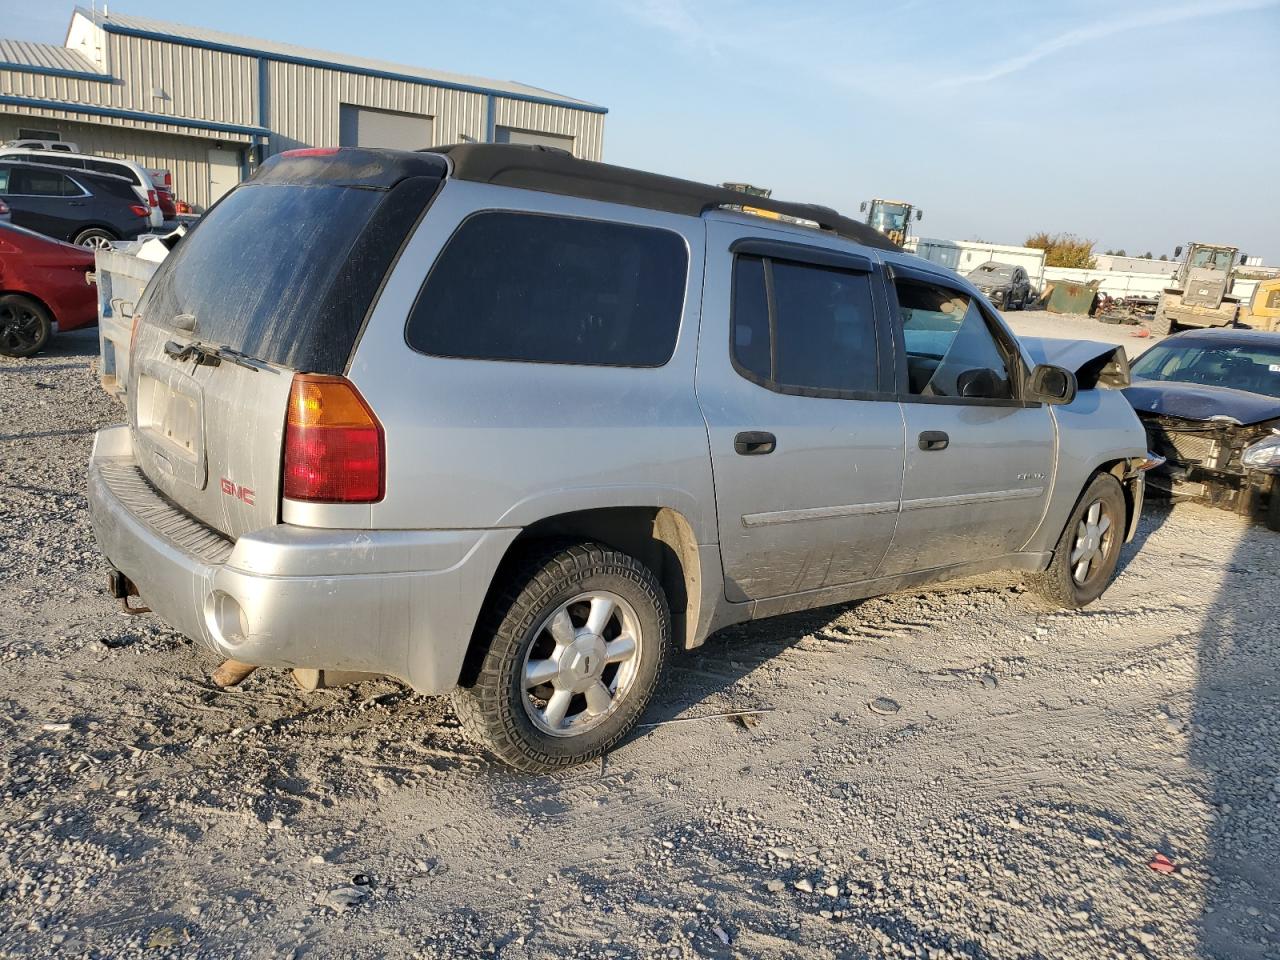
[623,0,719,51]
[936,0,1280,88]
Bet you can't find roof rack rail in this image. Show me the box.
[428,143,898,252]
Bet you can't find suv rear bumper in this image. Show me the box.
[88,425,518,693]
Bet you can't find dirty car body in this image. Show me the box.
[87,145,1153,770]
[1124,329,1280,527]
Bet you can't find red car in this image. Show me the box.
[0,221,97,357]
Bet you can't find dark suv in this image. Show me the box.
[0,161,152,248]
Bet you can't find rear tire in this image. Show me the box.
[73,227,117,249]
[454,541,670,772]
[0,294,53,358]
[1029,473,1127,609]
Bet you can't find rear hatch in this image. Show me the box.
[127,147,447,539]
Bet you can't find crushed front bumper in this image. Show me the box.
[87,425,519,694]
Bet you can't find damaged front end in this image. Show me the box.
[1138,413,1280,518]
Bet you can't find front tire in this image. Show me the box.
[454,541,670,772]
[1266,485,1280,533]
[1029,473,1127,608]
[0,294,53,358]
[1150,304,1175,336]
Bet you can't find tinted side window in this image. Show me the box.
[13,154,80,170]
[10,168,77,197]
[0,166,8,193]
[896,278,1013,399]
[87,159,140,184]
[731,256,770,380]
[730,254,879,394]
[407,212,688,367]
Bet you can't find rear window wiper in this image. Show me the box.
[163,340,271,373]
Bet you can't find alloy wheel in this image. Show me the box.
[0,301,44,353]
[1070,499,1114,585]
[520,590,643,737]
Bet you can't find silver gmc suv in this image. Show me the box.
[88,145,1156,771]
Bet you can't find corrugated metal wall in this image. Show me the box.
[266,60,488,151]
[104,32,258,127]
[0,34,257,128]
[1,22,606,211]
[493,98,604,159]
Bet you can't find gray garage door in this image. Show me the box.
[494,126,575,153]
[339,105,434,150]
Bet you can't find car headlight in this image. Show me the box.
[1242,432,1280,471]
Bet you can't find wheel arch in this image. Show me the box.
[0,288,55,319]
[71,224,120,242]
[457,505,709,689]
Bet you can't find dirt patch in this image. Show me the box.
[2,328,1277,959]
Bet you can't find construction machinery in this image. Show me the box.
[1151,242,1246,334]
[1238,276,1280,333]
[860,198,922,246]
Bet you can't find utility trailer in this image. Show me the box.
[90,229,184,399]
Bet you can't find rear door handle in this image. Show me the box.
[918,430,949,451]
[734,431,776,456]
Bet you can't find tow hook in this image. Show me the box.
[107,569,151,616]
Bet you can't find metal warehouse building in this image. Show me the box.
[0,7,606,210]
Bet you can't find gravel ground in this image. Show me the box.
[1,323,1277,960]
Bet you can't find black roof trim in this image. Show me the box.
[254,147,449,189]
[429,143,899,252]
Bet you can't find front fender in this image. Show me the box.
[1029,389,1148,554]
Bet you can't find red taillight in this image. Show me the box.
[283,374,384,503]
[147,189,158,207]
[129,204,149,218]
[282,147,341,158]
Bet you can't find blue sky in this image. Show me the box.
[8,0,1280,261]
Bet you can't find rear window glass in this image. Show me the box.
[405,211,688,367]
[138,180,435,371]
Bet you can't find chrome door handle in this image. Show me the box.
[734,431,776,455]
[918,430,949,451]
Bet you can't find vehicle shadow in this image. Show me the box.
[642,493,1173,730]
[1114,493,1174,578]
[1188,515,1280,958]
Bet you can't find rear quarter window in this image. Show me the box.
[405,211,688,367]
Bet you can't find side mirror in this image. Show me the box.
[916,209,924,221]
[1238,252,1247,264]
[1027,364,1077,405]
[957,367,1002,398]
[1174,245,1183,259]
[859,201,868,212]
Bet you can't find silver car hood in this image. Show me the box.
[1019,337,1131,389]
